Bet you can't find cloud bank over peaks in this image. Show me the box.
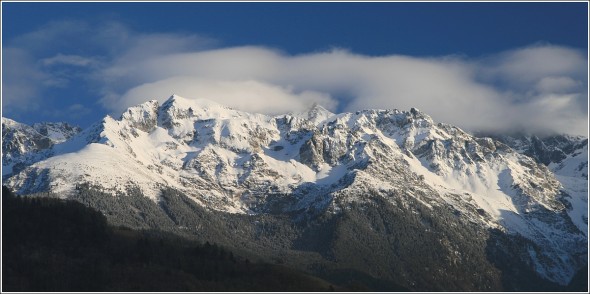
[101,42,587,136]
[115,77,337,116]
[3,20,588,136]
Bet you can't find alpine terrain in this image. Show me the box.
[2,94,588,291]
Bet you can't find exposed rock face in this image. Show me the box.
[32,122,82,143]
[2,118,81,177]
[120,100,159,133]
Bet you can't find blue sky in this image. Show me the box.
[2,2,588,135]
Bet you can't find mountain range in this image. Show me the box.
[2,94,587,291]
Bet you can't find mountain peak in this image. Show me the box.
[408,107,431,119]
[165,93,190,105]
[120,100,160,132]
[2,117,18,126]
[292,103,335,126]
[308,103,333,115]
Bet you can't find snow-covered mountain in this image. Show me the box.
[2,94,587,286]
[2,118,81,177]
[32,122,82,144]
[486,133,588,242]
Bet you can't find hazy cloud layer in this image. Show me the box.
[42,54,98,67]
[2,47,45,112]
[3,21,588,136]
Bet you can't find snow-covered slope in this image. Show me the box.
[2,94,587,285]
[488,134,588,238]
[32,122,81,144]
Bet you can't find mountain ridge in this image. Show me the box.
[2,94,587,286]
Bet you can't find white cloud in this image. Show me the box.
[98,42,587,135]
[473,44,588,135]
[115,77,337,115]
[4,21,588,136]
[535,76,582,94]
[480,45,587,87]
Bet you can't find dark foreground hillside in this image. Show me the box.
[1,186,344,292]
[3,185,586,292]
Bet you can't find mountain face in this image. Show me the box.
[32,122,82,144]
[2,95,587,290]
[2,118,81,177]
[484,133,588,240]
[487,133,588,178]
